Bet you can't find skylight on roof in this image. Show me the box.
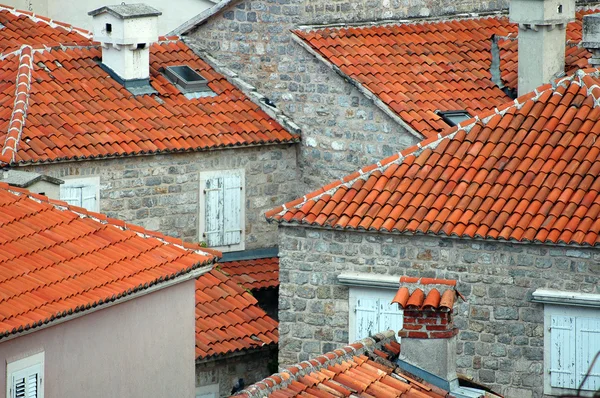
[164,65,213,96]
[436,110,473,127]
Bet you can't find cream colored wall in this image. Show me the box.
[2,0,215,34]
[0,279,196,398]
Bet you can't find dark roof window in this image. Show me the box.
[164,65,215,98]
[436,110,473,127]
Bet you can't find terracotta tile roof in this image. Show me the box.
[392,277,458,312]
[293,9,596,139]
[0,182,218,340]
[0,8,298,165]
[195,269,278,360]
[267,69,600,246]
[0,5,91,53]
[233,330,449,398]
[219,257,279,290]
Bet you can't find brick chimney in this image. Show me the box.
[88,4,161,91]
[583,13,600,67]
[392,277,461,385]
[509,0,575,96]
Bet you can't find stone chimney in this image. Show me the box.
[583,14,600,67]
[509,0,575,96]
[392,277,461,387]
[88,4,161,90]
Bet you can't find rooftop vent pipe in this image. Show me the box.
[509,0,575,96]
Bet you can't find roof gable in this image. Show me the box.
[293,9,595,139]
[267,70,600,247]
[0,182,218,340]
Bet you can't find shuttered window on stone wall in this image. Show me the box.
[355,294,403,341]
[200,170,244,251]
[59,177,100,212]
[550,316,600,390]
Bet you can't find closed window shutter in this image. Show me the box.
[550,315,577,389]
[222,174,242,245]
[13,376,25,398]
[204,176,224,247]
[576,317,600,390]
[81,184,98,212]
[380,300,403,334]
[355,297,379,340]
[60,185,82,207]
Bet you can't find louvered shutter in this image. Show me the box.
[380,299,403,334]
[576,317,600,390]
[550,315,577,389]
[11,367,39,398]
[355,297,379,340]
[223,174,242,245]
[204,176,224,247]
[60,185,82,207]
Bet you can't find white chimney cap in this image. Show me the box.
[509,0,575,26]
[88,4,161,19]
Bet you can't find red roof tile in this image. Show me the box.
[0,182,218,340]
[293,9,597,139]
[195,269,278,360]
[233,331,448,398]
[267,69,600,246]
[0,7,298,165]
[392,277,459,312]
[219,257,279,290]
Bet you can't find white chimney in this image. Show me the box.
[88,4,161,84]
[510,0,575,96]
[582,14,600,67]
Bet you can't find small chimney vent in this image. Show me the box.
[509,0,575,96]
[88,4,161,94]
[582,14,600,68]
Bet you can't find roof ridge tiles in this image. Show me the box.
[1,45,33,164]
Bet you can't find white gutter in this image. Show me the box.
[0,263,214,343]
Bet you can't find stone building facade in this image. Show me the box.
[276,225,600,397]
[196,348,277,397]
[22,144,298,250]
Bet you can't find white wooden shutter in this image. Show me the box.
[60,185,82,207]
[550,315,577,389]
[11,365,39,398]
[355,297,379,340]
[223,174,242,245]
[380,300,403,334]
[204,176,224,247]
[576,317,600,391]
[81,184,98,212]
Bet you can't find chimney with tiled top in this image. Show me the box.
[88,4,161,93]
[583,13,600,67]
[391,277,462,389]
[510,0,575,96]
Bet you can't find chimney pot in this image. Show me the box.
[509,0,575,95]
[582,14,600,67]
[88,4,161,84]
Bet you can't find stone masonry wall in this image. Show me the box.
[21,144,297,250]
[186,0,434,191]
[196,347,277,397]
[277,225,600,398]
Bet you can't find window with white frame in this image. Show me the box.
[199,169,245,252]
[59,176,100,212]
[6,352,44,398]
[348,286,404,342]
[533,289,600,395]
